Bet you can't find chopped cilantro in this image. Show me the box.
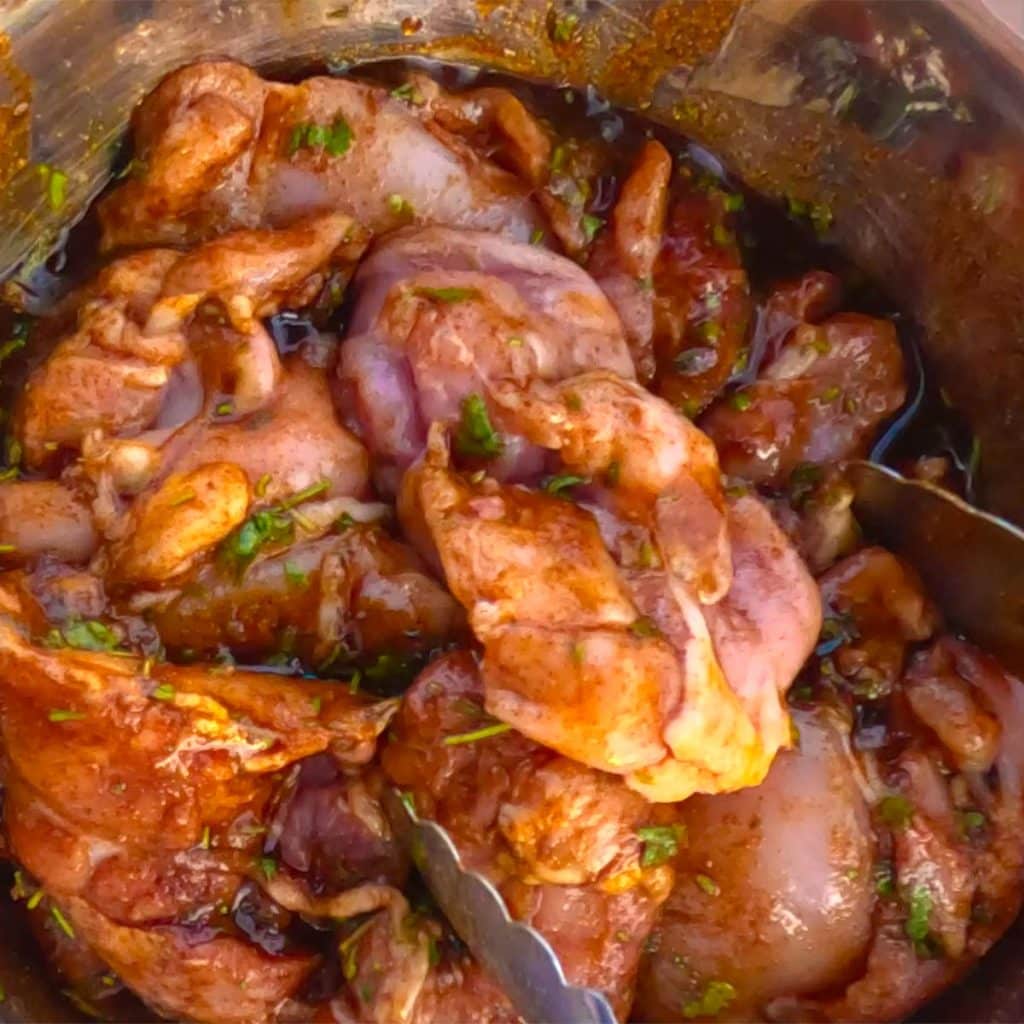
[289,115,353,157]
[905,885,932,951]
[874,861,895,897]
[729,390,752,412]
[279,479,330,510]
[550,11,580,43]
[695,873,721,896]
[0,316,30,366]
[683,980,736,1019]
[388,193,414,216]
[637,824,686,867]
[399,790,417,816]
[48,709,85,723]
[413,285,479,303]
[348,669,362,694]
[543,473,588,499]
[711,223,733,247]
[255,473,272,498]
[151,683,176,702]
[390,82,425,105]
[47,619,123,653]
[878,794,913,829]
[257,856,278,881]
[455,393,504,460]
[221,508,295,576]
[37,165,67,211]
[443,722,513,746]
[284,560,310,589]
[214,400,234,417]
[26,889,44,911]
[582,213,604,242]
[530,228,545,245]
[722,191,744,212]
[427,934,441,967]
[50,905,75,939]
[959,809,987,836]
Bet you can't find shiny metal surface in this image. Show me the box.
[392,794,619,1024]
[850,461,1024,679]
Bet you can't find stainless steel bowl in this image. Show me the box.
[2,0,1024,1019]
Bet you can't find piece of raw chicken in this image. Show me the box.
[381,652,676,1020]
[0,579,405,1024]
[336,226,635,493]
[97,61,545,252]
[406,395,820,801]
[636,549,1024,1022]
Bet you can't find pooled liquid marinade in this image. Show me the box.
[0,57,1018,1024]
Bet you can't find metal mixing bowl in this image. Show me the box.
[2,0,1024,1019]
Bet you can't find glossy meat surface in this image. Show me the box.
[702,312,906,486]
[98,62,545,251]
[411,425,819,801]
[336,227,634,490]
[382,652,674,1018]
[0,581,400,1022]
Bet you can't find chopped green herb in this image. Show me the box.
[413,285,479,303]
[257,856,278,881]
[455,393,504,460]
[699,320,722,343]
[582,213,604,242]
[48,709,85,723]
[695,873,721,896]
[348,669,362,695]
[606,460,621,487]
[0,316,30,367]
[151,683,176,702]
[310,695,323,716]
[335,511,356,532]
[284,560,310,589]
[564,390,583,412]
[443,722,514,746]
[340,918,375,979]
[787,195,809,218]
[169,487,197,507]
[818,385,842,404]
[214,400,234,417]
[637,540,659,569]
[388,193,414,216]
[390,82,425,105]
[26,889,44,911]
[722,191,744,213]
[427,934,441,967]
[905,885,932,949]
[221,508,295,576]
[48,619,123,653]
[50,905,75,939]
[811,202,834,234]
[543,473,588,499]
[550,11,580,43]
[255,473,272,498]
[878,794,913,829]
[729,391,752,412]
[637,824,686,867]
[683,980,736,1019]
[399,790,417,817]
[530,228,545,245]
[959,809,987,836]
[200,825,211,850]
[507,335,524,348]
[0,544,16,555]
[289,116,353,157]
[279,479,330,510]
[629,616,661,638]
[38,165,67,211]
[570,641,586,666]
[637,274,654,293]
